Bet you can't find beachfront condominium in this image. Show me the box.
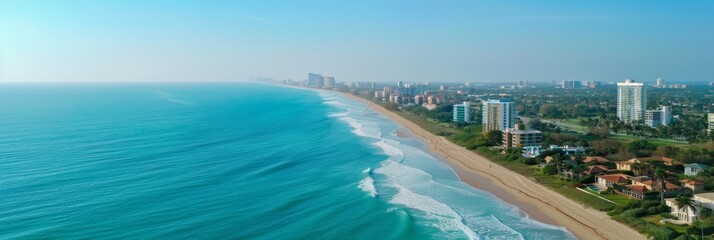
[645,106,672,128]
[503,125,542,148]
[617,79,646,123]
[308,73,323,87]
[708,113,714,135]
[322,76,335,88]
[453,102,472,123]
[482,99,515,133]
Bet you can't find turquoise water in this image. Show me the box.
[0,83,575,239]
[587,185,603,192]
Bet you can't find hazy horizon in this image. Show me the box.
[1,1,713,83]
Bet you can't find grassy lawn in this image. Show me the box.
[541,117,698,150]
[600,193,637,206]
[394,111,460,136]
[642,215,689,233]
[610,134,694,149]
[542,118,589,133]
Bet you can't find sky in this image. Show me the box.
[1,0,713,83]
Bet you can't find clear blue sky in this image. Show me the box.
[1,0,712,83]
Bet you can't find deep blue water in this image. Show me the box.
[0,83,575,239]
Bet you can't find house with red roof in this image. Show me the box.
[596,174,630,188]
[681,180,706,193]
[583,156,610,164]
[583,165,611,176]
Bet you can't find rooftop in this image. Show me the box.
[598,174,630,183]
[583,156,610,163]
[684,163,709,169]
[620,156,675,165]
[696,192,714,201]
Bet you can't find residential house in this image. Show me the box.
[631,177,684,195]
[616,156,675,174]
[681,180,706,193]
[666,193,714,224]
[583,156,610,164]
[684,163,709,176]
[596,174,630,189]
[584,165,611,176]
[620,176,684,199]
[622,185,648,200]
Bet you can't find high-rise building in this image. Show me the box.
[482,99,515,133]
[708,113,714,135]
[560,80,583,89]
[656,77,664,87]
[308,73,323,87]
[453,102,472,123]
[503,125,542,148]
[414,95,423,105]
[322,76,335,88]
[561,80,571,89]
[517,80,529,88]
[645,106,672,127]
[617,79,646,123]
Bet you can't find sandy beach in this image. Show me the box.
[341,92,645,240]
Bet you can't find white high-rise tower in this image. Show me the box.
[617,79,646,123]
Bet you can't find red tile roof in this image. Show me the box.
[598,174,630,184]
[627,185,648,193]
[583,156,610,163]
[624,156,675,165]
[640,180,683,190]
[584,165,610,175]
[680,180,705,185]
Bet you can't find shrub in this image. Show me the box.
[642,201,661,209]
[647,207,660,215]
[578,175,595,184]
[702,208,712,219]
[522,157,537,165]
[657,204,671,214]
[645,224,677,240]
[686,223,714,236]
[542,164,557,175]
[660,212,677,220]
[619,208,647,218]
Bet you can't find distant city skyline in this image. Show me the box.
[1,1,713,83]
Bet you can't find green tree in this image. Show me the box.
[674,194,696,223]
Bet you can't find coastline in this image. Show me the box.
[339,92,645,240]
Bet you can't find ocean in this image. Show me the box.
[0,82,575,239]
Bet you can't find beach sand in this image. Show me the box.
[341,93,645,240]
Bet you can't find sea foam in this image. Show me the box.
[358,176,378,197]
[390,185,478,240]
[372,140,405,162]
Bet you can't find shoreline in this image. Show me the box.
[339,92,645,240]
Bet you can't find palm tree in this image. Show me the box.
[645,160,667,204]
[674,194,696,222]
[654,167,667,204]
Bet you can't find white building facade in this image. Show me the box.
[482,99,515,133]
[666,193,714,224]
[617,79,647,123]
[453,102,472,123]
[645,106,672,127]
